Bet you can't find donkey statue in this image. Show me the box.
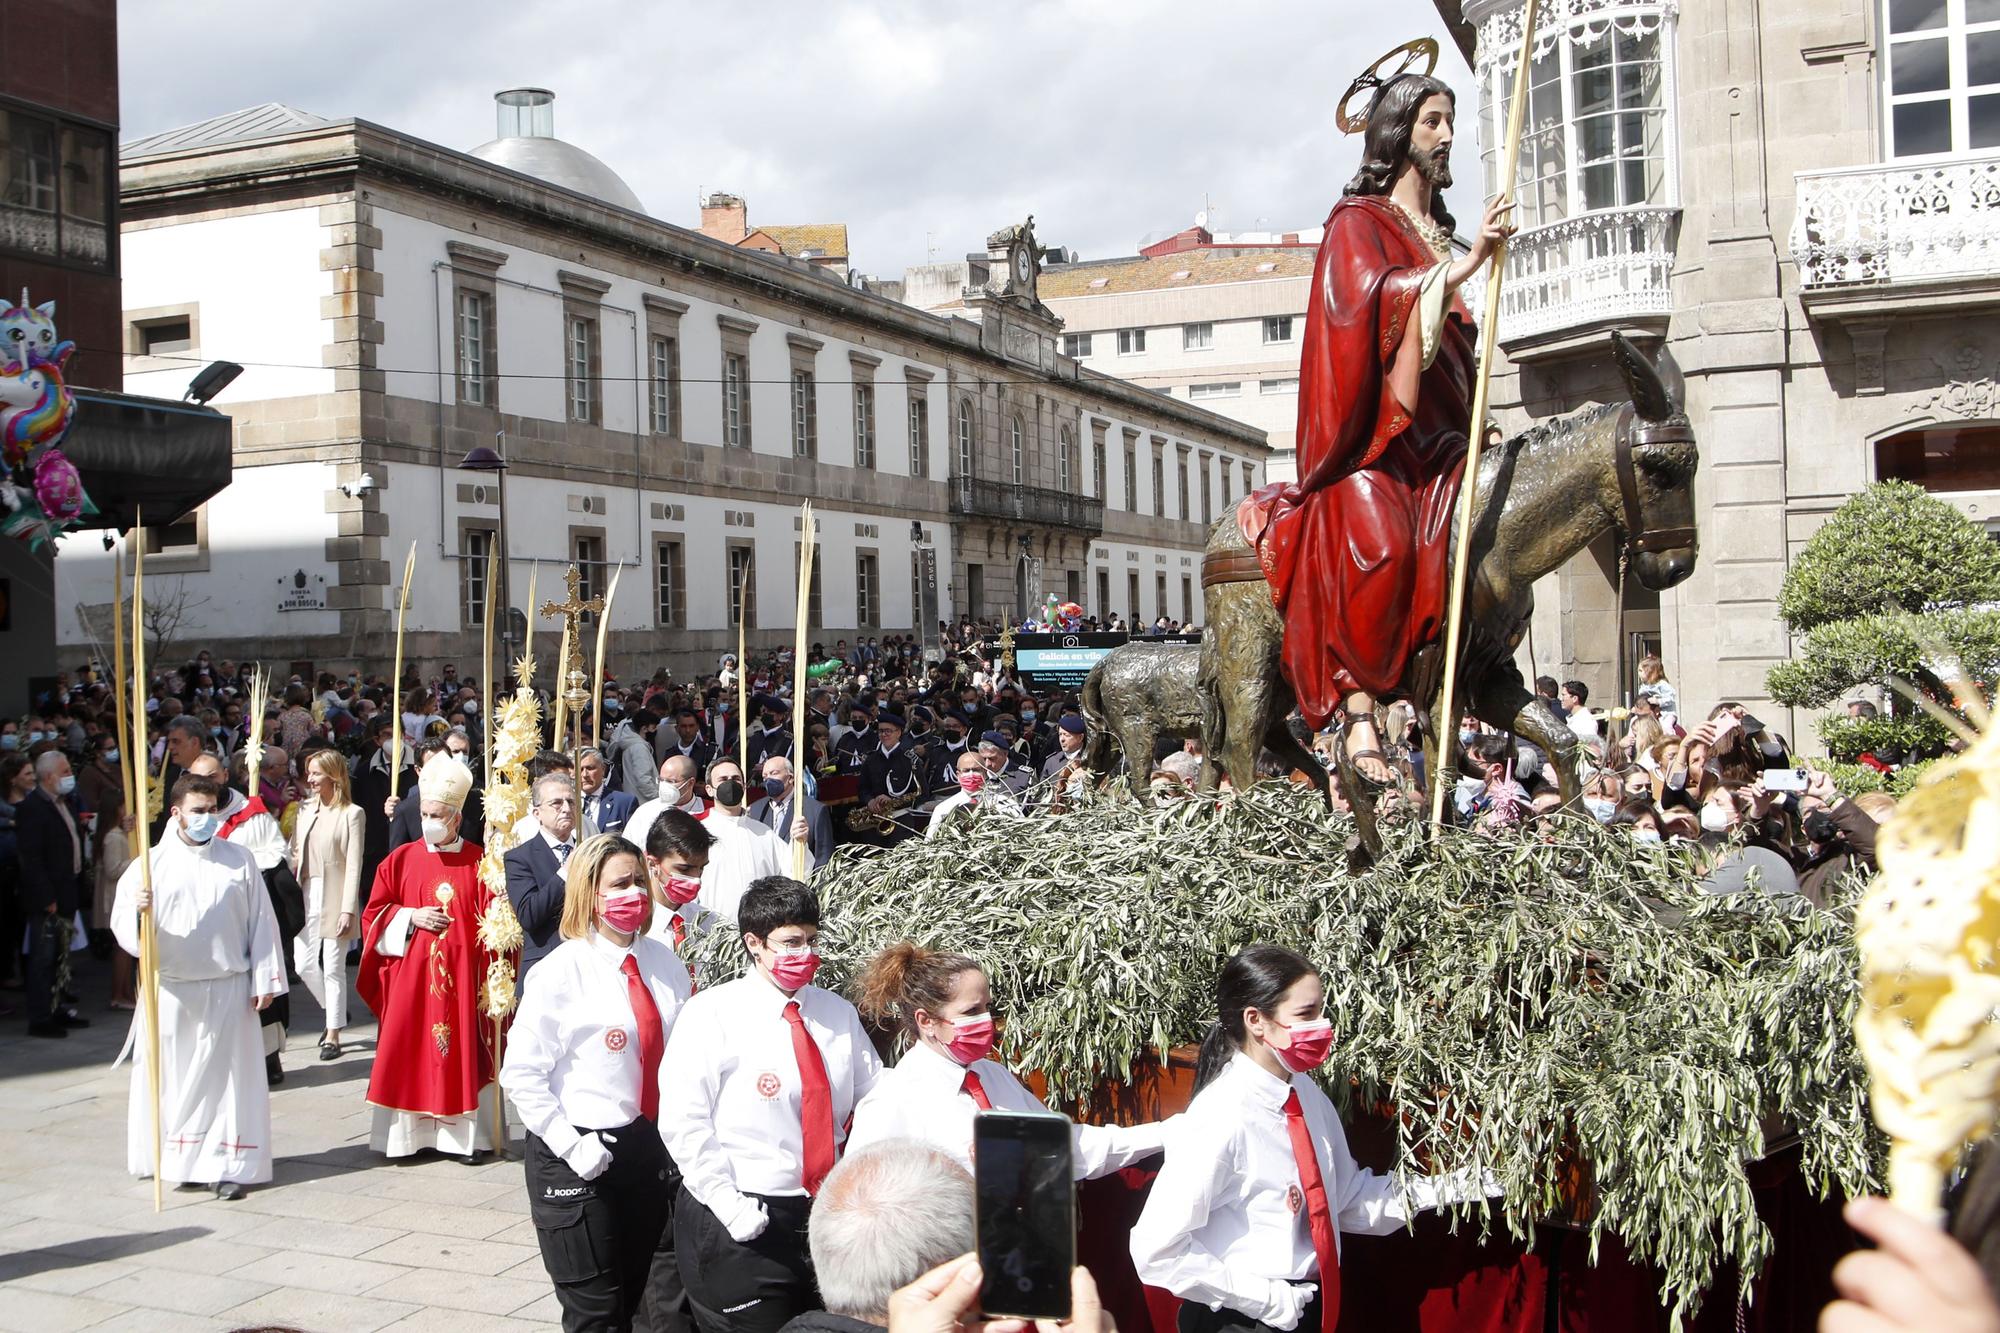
[1198,332,1700,861]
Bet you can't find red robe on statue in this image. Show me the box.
[1248,195,1477,728]
[357,839,499,1120]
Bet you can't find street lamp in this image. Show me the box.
[458,433,511,656]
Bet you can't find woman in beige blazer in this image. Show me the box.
[290,749,367,1058]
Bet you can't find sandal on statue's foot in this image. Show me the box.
[1341,711,1397,790]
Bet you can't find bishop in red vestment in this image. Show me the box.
[1249,72,1512,776]
[357,757,506,1159]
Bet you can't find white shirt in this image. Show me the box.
[924,784,1023,838]
[511,811,597,845]
[215,788,287,872]
[848,1040,1166,1179]
[112,833,288,994]
[698,810,787,923]
[624,795,708,860]
[1130,1052,1480,1324]
[659,971,882,1214]
[1567,709,1601,742]
[501,930,692,1156]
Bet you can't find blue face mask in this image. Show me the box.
[181,811,221,844]
[763,776,787,800]
[0,735,16,751]
[1021,710,1037,724]
[1583,797,1616,823]
[27,731,44,744]
[55,774,76,797]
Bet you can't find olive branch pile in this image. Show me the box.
[685,782,1880,1319]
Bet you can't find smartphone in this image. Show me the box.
[973,1110,1075,1321]
[1764,767,1807,793]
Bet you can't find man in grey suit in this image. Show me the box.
[747,754,833,870]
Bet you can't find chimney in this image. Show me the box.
[700,191,748,245]
[495,87,556,139]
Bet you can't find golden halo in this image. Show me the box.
[1336,37,1442,134]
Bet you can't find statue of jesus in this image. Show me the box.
[1254,69,1515,786]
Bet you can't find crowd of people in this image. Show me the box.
[0,631,1971,1333]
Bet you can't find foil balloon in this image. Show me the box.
[33,449,83,521]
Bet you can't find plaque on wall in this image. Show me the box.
[277,569,328,612]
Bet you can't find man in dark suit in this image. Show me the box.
[743,695,795,774]
[150,713,210,842]
[576,747,636,837]
[503,772,579,981]
[18,752,89,1036]
[748,754,833,870]
[654,708,716,775]
[387,737,487,851]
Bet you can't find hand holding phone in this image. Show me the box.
[974,1111,1076,1322]
[1763,767,1807,794]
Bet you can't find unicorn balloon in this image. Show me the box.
[0,291,91,550]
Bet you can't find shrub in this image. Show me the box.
[1777,480,2000,634]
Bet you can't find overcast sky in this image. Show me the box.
[119,1,1480,277]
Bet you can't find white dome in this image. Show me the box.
[468,134,646,214]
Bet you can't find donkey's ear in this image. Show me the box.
[1652,339,1686,414]
[1611,332,1673,422]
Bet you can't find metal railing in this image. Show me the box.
[1463,205,1680,344]
[947,475,1106,532]
[1790,152,2000,289]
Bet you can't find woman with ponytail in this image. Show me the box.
[1132,945,1497,1333]
[846,940,1169,1176]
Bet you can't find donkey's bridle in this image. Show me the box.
[1612,405,1697,557]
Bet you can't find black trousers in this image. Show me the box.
[1177,1290,1323,1333]
[674,1184,816,1333]
[525,1124,693,1333]
[23,910,65,1022]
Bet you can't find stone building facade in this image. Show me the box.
[1440,0,1993,749]
[55,94,1266,678]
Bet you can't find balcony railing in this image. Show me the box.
[1790,153,2000,290]
[948,475,1105,533]
[1462,205,1680,346]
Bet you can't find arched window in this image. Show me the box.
[1011,415,1025,485]
[1059,427,1072,491]
[957,397,974,478]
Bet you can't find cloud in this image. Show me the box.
[120,0,1479,276]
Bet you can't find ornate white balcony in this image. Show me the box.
[1461,205,1680,350]
[1790,154,2000,314]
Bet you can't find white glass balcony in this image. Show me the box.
[1461,205,1680,347]
[1790,153,2000,298]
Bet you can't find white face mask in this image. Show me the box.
[421,816,453,846]
[660,782,685,807]
[1632,828,1662,844]
[1700,804,1733,834]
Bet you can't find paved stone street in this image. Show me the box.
[0,958,558,1332]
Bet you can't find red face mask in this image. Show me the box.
[662,874,701,906]
[769,946,821,990]
[1267,1018,1334,1073]
[957,769,986,796]
[601,889,648,934]
[944,1012,996,1065]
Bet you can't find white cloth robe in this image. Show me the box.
[697,810,786,923]
[112,832,289,1186]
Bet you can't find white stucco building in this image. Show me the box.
[57,92,1268,676]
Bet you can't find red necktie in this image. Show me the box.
[962,1068,993,1110]
[672,914,687,949]
[618,955,664,1121]
[783,1000,836,1194]
[1283,1088,1341,1331]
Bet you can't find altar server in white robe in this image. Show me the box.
[847,941,1168,1176]
[113,772,288,1200]
[695,757,785,925]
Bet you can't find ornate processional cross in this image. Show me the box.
[542,565,604,756]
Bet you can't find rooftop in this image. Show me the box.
[122,102,333,158]
[747,223,850,260]
[1039,248,1317,299]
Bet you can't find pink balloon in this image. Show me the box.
[34,449,83,521]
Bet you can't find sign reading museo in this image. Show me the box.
[1012,632,1200,692]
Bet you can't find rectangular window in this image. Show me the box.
[1155,572,1169,619]
[649,335,681,435]
[1177,451,1190,522]
[1200,454,1213,525]
[1260,377,1299,395]
[792,369,818,458]
[1062,332,1094,357]
[956,400,975,478]
[728,545,756,627]
[1096,568,1111,620]
[461,527,493,627]
[1124,440,1138,511]
[856,551,879,627]
[565,314,598,423]
[1092,434,1106,499]
[1182,574,1194,623]
[1117,328,1147,355]
[1188,382,1241,400]
[1221,459,1233,508]
[1059,435,1073,492]
[793,541,824,626]
[573,533,606,621]
[0,110,112,269]
[1152,446,1166,518]
[1183,322,1213,351]
[1263,315,1294,343]
[139,318,193,356]
[723,353,748,448]
[1243,461,1255,496]
[854,382,876,469]
[1883,0,2000,156]
[457,290,492,405]
[908,394,929,476]
[655,539,684,626]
